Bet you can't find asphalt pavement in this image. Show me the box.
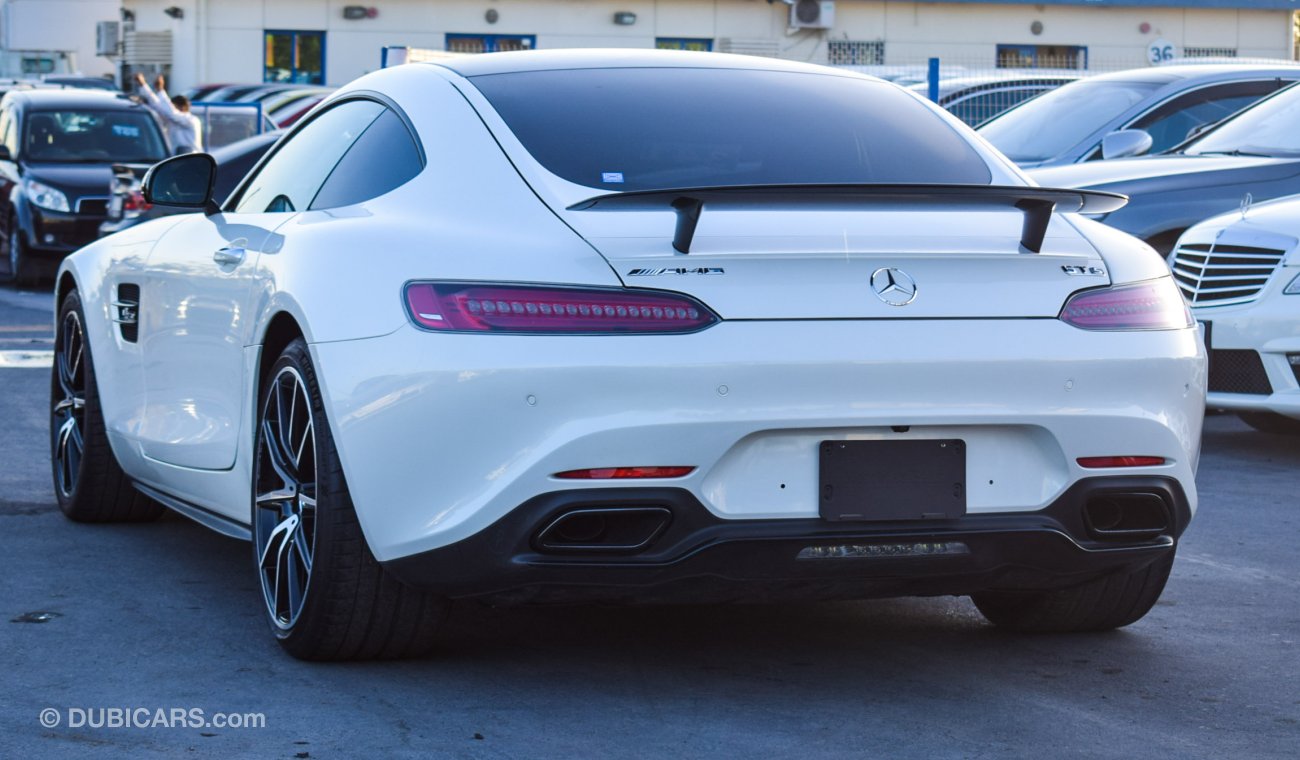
[0,284,1297,759]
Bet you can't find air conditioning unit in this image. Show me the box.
[96,21,120,57]
[790,0,835,30]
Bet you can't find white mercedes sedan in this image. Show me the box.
[52,50,1205,660]
[1169,195,1300,434]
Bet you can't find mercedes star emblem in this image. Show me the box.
[870,267,918,306]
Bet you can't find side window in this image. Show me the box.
[0,108,13,156]
[233,99,384,213]
[1130,81,1283,154]
[310,109,422,210]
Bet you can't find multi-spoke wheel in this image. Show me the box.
[252,338,446,660]
[50,290,162,522]
[255,366,318,631]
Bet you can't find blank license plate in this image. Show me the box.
[819,439,966,522]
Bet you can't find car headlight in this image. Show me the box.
[1285,273,1300,295]
[26,180,70,212]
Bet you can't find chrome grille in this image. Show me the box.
[1170,242,1286,307]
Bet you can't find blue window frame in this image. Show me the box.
[265,30,326,85]
[656,38,713,52]
[445,34,536,54]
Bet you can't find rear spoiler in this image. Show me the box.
[567,184,1127,254]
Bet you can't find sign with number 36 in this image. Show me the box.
[1148,38,1179,65]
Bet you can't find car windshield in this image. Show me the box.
[470,68,992,191]
[977,78,1162,162]
[1182,84,1300,158]
[23,109,167,163]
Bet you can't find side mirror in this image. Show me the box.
[142,153,218,214]
[1101,129,1154,160]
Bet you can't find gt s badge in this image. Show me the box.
[627,267,724,276]
[1061,265,1107,277]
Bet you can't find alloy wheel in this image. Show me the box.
[51,309,86,498]
[254,366,318,630]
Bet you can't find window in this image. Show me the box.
[310,109,422,209]
[470,68,992,191]
[978,78,1161,163]
[996,44,1087,70]
[827,41,884,66]
[1130,81,1288,154]
[445,34,535,54]
[234,100,383,213]
[1184,47,1237,58]
[265,30,325,85]
[656,38,713,52]
[22,110,167,164]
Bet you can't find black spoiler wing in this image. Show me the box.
[566,184,1128,254]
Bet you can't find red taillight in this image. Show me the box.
[404,283,718,334]
[1059,278,1192,331]
[123,189,152,213]
[1077,456,1167,468]
[554,466,695,479]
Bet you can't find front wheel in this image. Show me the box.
[971,552,1175,633]
[51,290,162,522]
[2,223,36,287]
[253,338,447,660]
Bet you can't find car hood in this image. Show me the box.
[1028,155,1300,190]
[1180,193,1300,248]
[24,162,155,200]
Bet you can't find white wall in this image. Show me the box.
[1,0,119,76]
[120,0,1297,91]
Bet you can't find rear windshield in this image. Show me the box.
[470,68,992,191]
[24,109,167,163]
[978,79,1162,163]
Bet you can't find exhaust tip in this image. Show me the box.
[1083,493,1170,541]
[535,506,672,554]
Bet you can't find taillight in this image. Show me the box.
[554,466,695,479]
[1077,456,1167,468]
[1059,277,1192,331]
[123,189,152,218]
[404,282,719,334]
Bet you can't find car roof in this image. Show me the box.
[1080,62,1300,86]
[433,48,872,79]
[5,89,144,111]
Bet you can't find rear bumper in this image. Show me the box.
[384,476,1190,604]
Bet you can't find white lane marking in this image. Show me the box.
[0,350,53,368]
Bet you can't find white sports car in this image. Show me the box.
[1169,195,1300,433]
[52,50,1205,660]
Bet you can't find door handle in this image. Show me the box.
[213,246,245,266]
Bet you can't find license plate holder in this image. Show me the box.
[819,439,966,522]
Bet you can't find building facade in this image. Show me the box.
[118,0,1299,90]
[0,0,118,78]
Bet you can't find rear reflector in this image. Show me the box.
[797,542,970,560]
[405,282,718,334]
[1076,456,1167,468]
[1059,277,1192,331]
[554,466,695,480]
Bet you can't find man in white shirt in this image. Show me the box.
[134,73,203,154]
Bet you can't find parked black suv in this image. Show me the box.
[0,90,167,284]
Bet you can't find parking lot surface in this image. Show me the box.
[1,287,1297,759]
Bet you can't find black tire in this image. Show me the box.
[971,552,1175,633]
[1237,412,1300,436]
[51,290,163,522]
[253,338,447,660]
[2,221,37,287]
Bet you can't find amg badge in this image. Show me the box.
[627,267,725,276]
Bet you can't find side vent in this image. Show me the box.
[113,284,140,343]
